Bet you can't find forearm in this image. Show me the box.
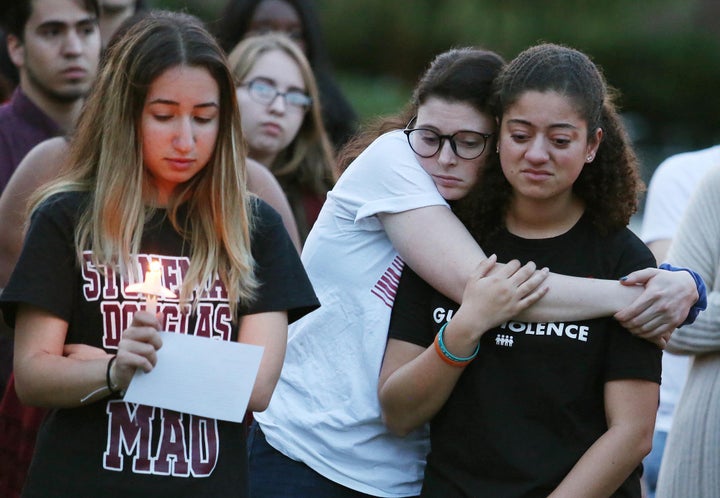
[516,274,642,322]
[379,345,465,436]
[240,311,287,412]
[382,207,643,322]
[14,306,114,407]
[549,425,651,498]
[15,353,112,408]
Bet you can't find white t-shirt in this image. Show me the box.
[255,130,446,497]
[641,144,720,432]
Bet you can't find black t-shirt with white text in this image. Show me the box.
[389,214,661,498]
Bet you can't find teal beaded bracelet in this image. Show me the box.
[434,322,479,366]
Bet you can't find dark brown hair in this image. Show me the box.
[468,43,643,242]
[336,47,505,172]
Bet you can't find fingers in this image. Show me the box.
[119,327,163,369]
[648,335,668,350]
[516,266,550,300]
[131,310,162,330]
[473,258,548,299]
[619,267,658,286]
[614,288,660,325]
[615,300,677,349]
[112,311,164,388]
[617,269,697,331]
[471,254,499,279]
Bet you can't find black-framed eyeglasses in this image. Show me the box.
[240,78,312,110]
[403,118,493,160]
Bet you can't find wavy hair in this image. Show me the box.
[469,43,643,242]
[32,10,257,320]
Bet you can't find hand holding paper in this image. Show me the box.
[123,332,264,423]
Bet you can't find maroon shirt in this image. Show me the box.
[0,87,61,194]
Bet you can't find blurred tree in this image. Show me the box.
[141,0,720,152]
[316,0,720,150]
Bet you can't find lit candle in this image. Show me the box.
[125,259,177,315]
[145,260,162,291]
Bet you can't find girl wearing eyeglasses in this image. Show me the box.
[249,46,703,498]
[228,33,335,244]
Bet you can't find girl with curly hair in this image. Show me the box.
[380,43,666,497]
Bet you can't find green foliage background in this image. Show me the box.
[153,0,720,177]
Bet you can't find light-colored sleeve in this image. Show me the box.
[641,147,720,245]
[666,165,720,355]
[330,130,447,231]
[641,152,709,244]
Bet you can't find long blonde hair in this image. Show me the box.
[32,11,258,320]
[228,32,335,196]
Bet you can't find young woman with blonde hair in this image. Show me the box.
[228,32,335,242]
[0,10,317,496]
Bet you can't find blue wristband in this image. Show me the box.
[659,263,708,327]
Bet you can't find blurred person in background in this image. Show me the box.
[0,1,100,495]
[639,144,720,497]
[214,0,358,150]
[0,0,101,193]
[229,33,335,243]
[0,33,18,103]
[654,164,720,498]
[97,0,145,47]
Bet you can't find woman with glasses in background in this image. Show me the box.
[228,33,335,244]
[214,0,358,150]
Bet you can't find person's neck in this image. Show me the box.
[20,80,84,133]
[505,194,585,239]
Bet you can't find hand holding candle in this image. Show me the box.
[125,260,177,314]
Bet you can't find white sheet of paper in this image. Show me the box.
[123,332,264,423]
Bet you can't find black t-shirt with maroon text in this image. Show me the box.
[1,191,319,497]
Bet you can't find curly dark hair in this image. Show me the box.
[466,43,644,243]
